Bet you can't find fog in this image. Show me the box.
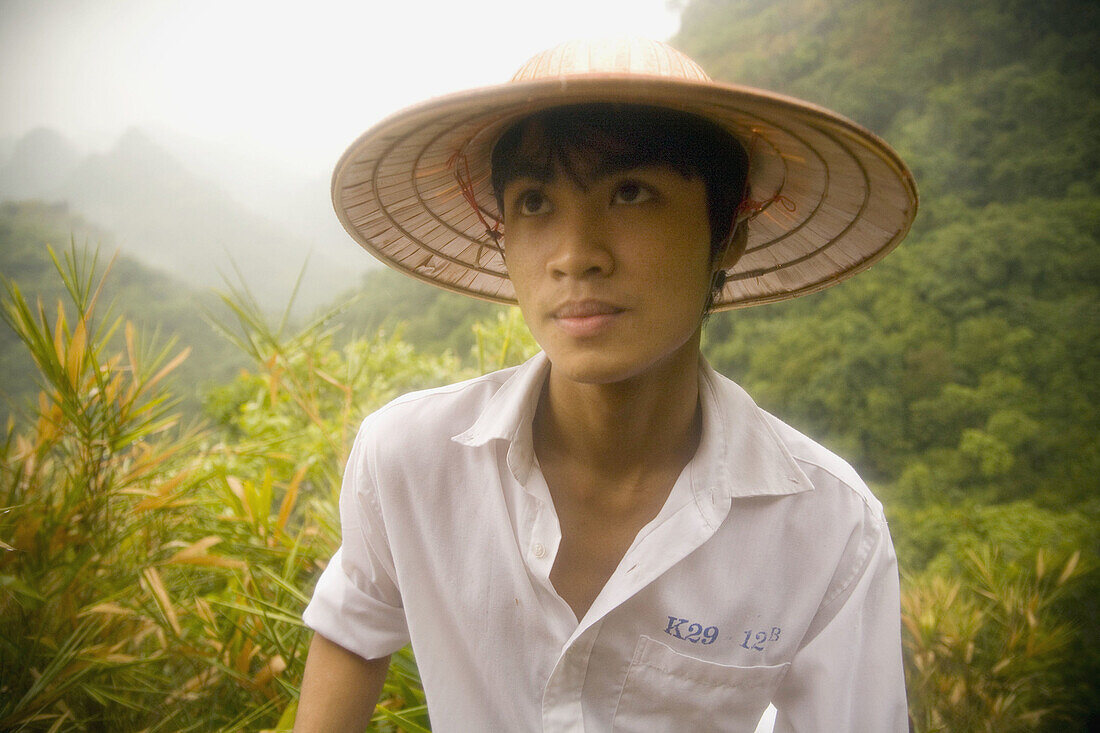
[0,0,680,308]
[0,0,681,174]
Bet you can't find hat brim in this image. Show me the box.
[332,74,918,310]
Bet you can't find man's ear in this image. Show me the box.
[717,220,749,271]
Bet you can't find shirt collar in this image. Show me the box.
[451,351,813,500]
[695,358,813,502]
[451,352,550,486]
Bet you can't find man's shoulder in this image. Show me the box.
[763,412,880,512]
[707,368,884,519]
[359,364,519,440]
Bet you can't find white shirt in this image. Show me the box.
[304,352,907,732]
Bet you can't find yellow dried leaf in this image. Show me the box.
[1057,550,1081,586]
[166,554,247,570]
[252,654,287,688]
[167,666,219,705]
[194,597,218,628]
[949,679,966,705]
[314,367,349,391]
[267,363,283,404]
[168,536,222,560]
[66,318,88,384]
[276,464,308,532]
[103,653,138,663]
[142,566,181,636]
[236,637,256,675]
[125,321,138,377]
[226,475,246,502]
[80,602,135,617]
[134,468,193,506]
[53,299,67,361]
[132,493,172,512]
[226,475,254,522]
[145,346,192,392]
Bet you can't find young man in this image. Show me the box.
[297,38,918,732]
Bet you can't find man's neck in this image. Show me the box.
[532,345,703,495]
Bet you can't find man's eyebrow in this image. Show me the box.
[589,158,668,181]
[503,156,671,192]
[503,162,554,185]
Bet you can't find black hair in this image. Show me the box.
[489,103,750,265]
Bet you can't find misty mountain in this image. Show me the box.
[138,124,353,251]
[0,127,81,199]
[0,127,367,313]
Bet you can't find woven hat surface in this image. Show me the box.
[332,38,918,310]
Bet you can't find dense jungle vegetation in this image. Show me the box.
[1,0,1096,729]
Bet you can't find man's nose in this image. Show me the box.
[545,207,614,280]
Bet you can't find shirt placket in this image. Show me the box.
[538,480,731,732]
[521,468,577,628]
[542,622,601,733]
[525,497,560,583]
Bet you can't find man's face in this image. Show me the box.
[501,162,716,386]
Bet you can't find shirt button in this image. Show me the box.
[533,542,546,559]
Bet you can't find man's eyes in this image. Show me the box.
[611,181,655,205]
[518,190,552,216]
[512,180,655,216]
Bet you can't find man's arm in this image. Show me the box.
[295,632,390,732]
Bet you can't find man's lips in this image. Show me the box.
[552,300,625,319]
[550,300,625,337]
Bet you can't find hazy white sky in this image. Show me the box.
[0,0,681,171]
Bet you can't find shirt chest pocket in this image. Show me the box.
[611,635,788,732]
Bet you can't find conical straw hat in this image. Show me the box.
[332,38,918,309]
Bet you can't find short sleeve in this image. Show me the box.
[303,418,411,659]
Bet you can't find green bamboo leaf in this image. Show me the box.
[372,704,431,733]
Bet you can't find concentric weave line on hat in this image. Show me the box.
[332,39,918,310]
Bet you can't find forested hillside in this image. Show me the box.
[668,0,1099,522]
[0,201,243,419]
[677,0,1100,490]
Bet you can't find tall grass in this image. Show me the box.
[1,246,205,729]
[0,248,468,730]
[902,547,1084,731]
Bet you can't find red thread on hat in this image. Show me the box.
[448,150,503,246]
[735,128,797,221]
[737,192,797,218]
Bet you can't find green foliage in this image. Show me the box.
[704,194,1100,507]
[677,0,1100,203]
[888,501,1093,579]
[471,307,539,373]
[204,278,466,491]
